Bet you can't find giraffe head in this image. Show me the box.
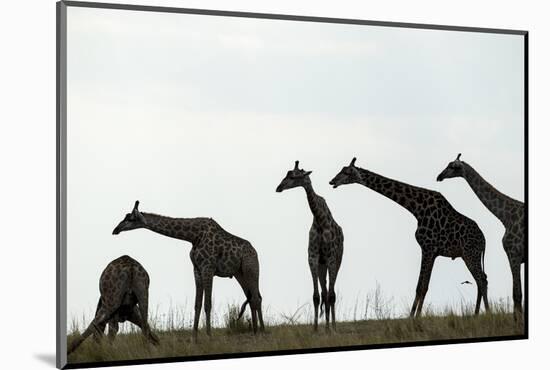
[112,200,148,235]
[276,160,312,192]
[437,153,465,182]
[329,157,361,188]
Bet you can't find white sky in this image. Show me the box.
[66,7,524,327]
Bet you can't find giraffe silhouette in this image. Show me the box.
[276,161,344,330]
[67,255,159,355]
[330,157,489,316]
[437,153,525,315]
[112,201,265,339]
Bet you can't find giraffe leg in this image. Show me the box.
[237,277,258,334]
[92,321,107,343]
[68,324,98,354]
[234,273,253,329]
[250,301,258,334]
[508,256,523,317]
[309,261,320,331]
[248,289,263,334]
[91,298,106,343]
[192,268,204,341]
[463,253,489,315]
[128,306,160,345]
[107,320,119,343]
[328,262,341,330]
[201,269,215,336]
[67,304,115,355]
[318,263,329,330]
[236,256,265,334]
[475,285,483,314]
[256,292,265,332]
[411,253,436,317]
[236,285,263,334]
[133,279,157,344]
[504,238,523,318]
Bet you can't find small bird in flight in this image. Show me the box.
[461,280,473,285]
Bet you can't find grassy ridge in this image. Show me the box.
[67,305,524,364]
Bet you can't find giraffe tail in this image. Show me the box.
[237,300,249,320]
[319,301,325,317]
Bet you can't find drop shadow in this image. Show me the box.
[34,353,57,367]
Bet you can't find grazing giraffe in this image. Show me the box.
[67,255,159,355]
[112,201,265,339]
[330,157,489,317]
[276,161,344,330]
[437,153,525,315]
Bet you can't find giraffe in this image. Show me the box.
[329,157,489,317]
[437,153,525,315]
[112,201,265,339]
[276,161,344,330]
[67,255,159,355]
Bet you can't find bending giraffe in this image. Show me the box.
[330,157,489,317]
[113,201,265,339]
[67,255,159,355]
[276,161,344,331]
[437,153,525,315]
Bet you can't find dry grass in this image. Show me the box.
[67,298,524,365]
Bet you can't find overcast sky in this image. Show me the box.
[66,7,524,328]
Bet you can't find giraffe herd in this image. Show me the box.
[68,154,525,354]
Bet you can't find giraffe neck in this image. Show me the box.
[303,182,333,226]
[141,213,203,244]
[355,167,430,218]
[461,162,522,226]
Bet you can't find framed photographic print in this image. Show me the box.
[57,1,528,368]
